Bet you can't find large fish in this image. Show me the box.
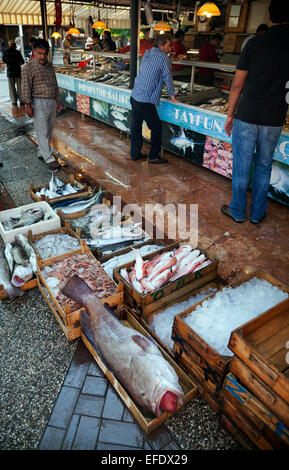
[61,275,184,416]
[15,233,37,273]
[2,207,45,230]
[0,248,24,298]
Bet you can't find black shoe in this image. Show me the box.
[250,214,266,225]
[221,204,244,223]
[148,157,168,164]
[131,153,148,161]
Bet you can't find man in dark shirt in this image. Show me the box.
[3,39,24,105]
[221,0,289,225]
[198,33,222,86]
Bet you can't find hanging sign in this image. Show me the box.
[55,0,62,27]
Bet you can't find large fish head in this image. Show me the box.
[12,264,33,286]
[130,336,184,416]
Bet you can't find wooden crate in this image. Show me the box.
[27,221,81,263]
[0,277,37,300]
[220,414,257,450]
[230,356,289,430]
[37,240,123,341]
[95,238,171,264]
[221,373,289,449]
[29,175,92,204]
[172,270,289,394]
[113,242,218,317]
[81,307,198,435]
[228,279,289,406]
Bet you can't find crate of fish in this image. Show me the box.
[37,239,123,341]
[228,274,289,408]
[172,270,289,394]
[27,221,82,263]
[220,373,289,450]
[30,173,93,204]
[0,201,61,244]
[65,272,198,434]
[0,233,38,300]
[52,187,108,222]
[113,242,218,317]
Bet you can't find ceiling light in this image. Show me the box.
[67,27,80,35]
[92,20,107,29]
[52,32,61,39]
[197,2,221,17]
[153,21,171,32]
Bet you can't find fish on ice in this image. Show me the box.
[2,207,45,230]
[61,274,184,416]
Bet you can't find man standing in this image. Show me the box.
[130,34,177,164]
[221,0,289,225]
[3,40,24,105]
[171,30,187,71]
[198,33,222,86]
[21,38,62,169]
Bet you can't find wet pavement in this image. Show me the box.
[1,72,288,452]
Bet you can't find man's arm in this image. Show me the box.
[162,56,177,103]
[21,65,34,117]
[224,69,248,137]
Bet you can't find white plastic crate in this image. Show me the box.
[0,201,61,243]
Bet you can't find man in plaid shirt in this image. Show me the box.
[21,38,62,169]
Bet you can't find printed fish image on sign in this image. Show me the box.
[268,161,289,207]
[90,98,110,124]
[203,137,233,179]
[76,93,91,116]
[110,104,131,133]
[162,123,206,164]
[59,88,77,111]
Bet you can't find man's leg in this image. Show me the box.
[15,77,22,104]
[130,97,144,160]
[250,125,282,223]
[33,98,56,164]
[229,119,258,221]
[8,77,17,105]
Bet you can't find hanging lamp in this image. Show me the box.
[52,32,61,39]
[93,20,107,29]
[197,2,221,18]
[67,27,80,35]
[153,21,171,32]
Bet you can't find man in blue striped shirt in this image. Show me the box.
[130,34,177,164]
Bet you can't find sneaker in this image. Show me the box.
[131,153,148,161]
[221,204,244,223]
[47,160,61,170]
[148,157,168,164]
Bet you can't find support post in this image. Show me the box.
[40,0,48,41]
[129,0,141,89]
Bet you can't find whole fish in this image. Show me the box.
[15,233,37,273]
[11,263,34,287]
[0,248,24,297]
[11,245,29,265]
[2,207,45,230]
[52,189,103,215]
[4,243,14,273]
[61,275,185,416]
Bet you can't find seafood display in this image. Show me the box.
[0,247,24,298]
[35,173,83,200]
[86,223,145,250]
[33,233,81,259]
[3,234,37,289]
[51,188,103,214]
[120,245,212,294]
[2,206,47,231]
[61,274,185,416]
[41,253,118,311]
[203,138,233,178]
[198,97,228,114]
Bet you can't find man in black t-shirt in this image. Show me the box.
[221,0,289,225]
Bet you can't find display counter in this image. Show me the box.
[55,53,289,207]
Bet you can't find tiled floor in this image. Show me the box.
[39,342,180,451]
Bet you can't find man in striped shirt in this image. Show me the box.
[21,38,62,169]
[130,34,177,164]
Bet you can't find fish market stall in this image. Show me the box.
[55,53,289,207]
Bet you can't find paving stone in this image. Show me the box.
[61,414,80,450]
[82,375,107,396]
[97,443,142,451]
[98,419,144,448]
[64,342,91,388]
[72,416,100,450]
[87,360,105,377]
[102,386,124,420]
[48,386,79,429]
[39,426,66,450]
[146,425,173,450]
[75,393,105,418]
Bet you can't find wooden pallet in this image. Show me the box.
[37,239,123,341]
[113,241,218,317]
[81,307,198,435]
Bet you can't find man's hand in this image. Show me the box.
[57,102,63,112]
[26,104,33,118]
[170,95,179,103]
[225,115,234,137]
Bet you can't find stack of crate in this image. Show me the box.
[220,297,289,449]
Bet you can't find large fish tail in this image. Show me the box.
[61,274,93,305]
[5,284,25,298]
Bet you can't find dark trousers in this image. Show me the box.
[130,96,162,160]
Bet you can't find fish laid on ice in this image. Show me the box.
[0,248,24,298]
[61,274,185,416]
[2,207,45,230]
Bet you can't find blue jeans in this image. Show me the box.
[230,119,282,222]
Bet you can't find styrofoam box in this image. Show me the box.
[0,201,61,244]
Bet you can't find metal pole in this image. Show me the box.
[129,0,140,89]
[40,0,48,41]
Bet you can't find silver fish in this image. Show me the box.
[2,207,45,230]
[54,190,103,215]
[61,275,184,417]
[15,233,37,273]
[0,248,24,297]
[4,243,14,273]
[11,263,34,287]
[11,245,29,265]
